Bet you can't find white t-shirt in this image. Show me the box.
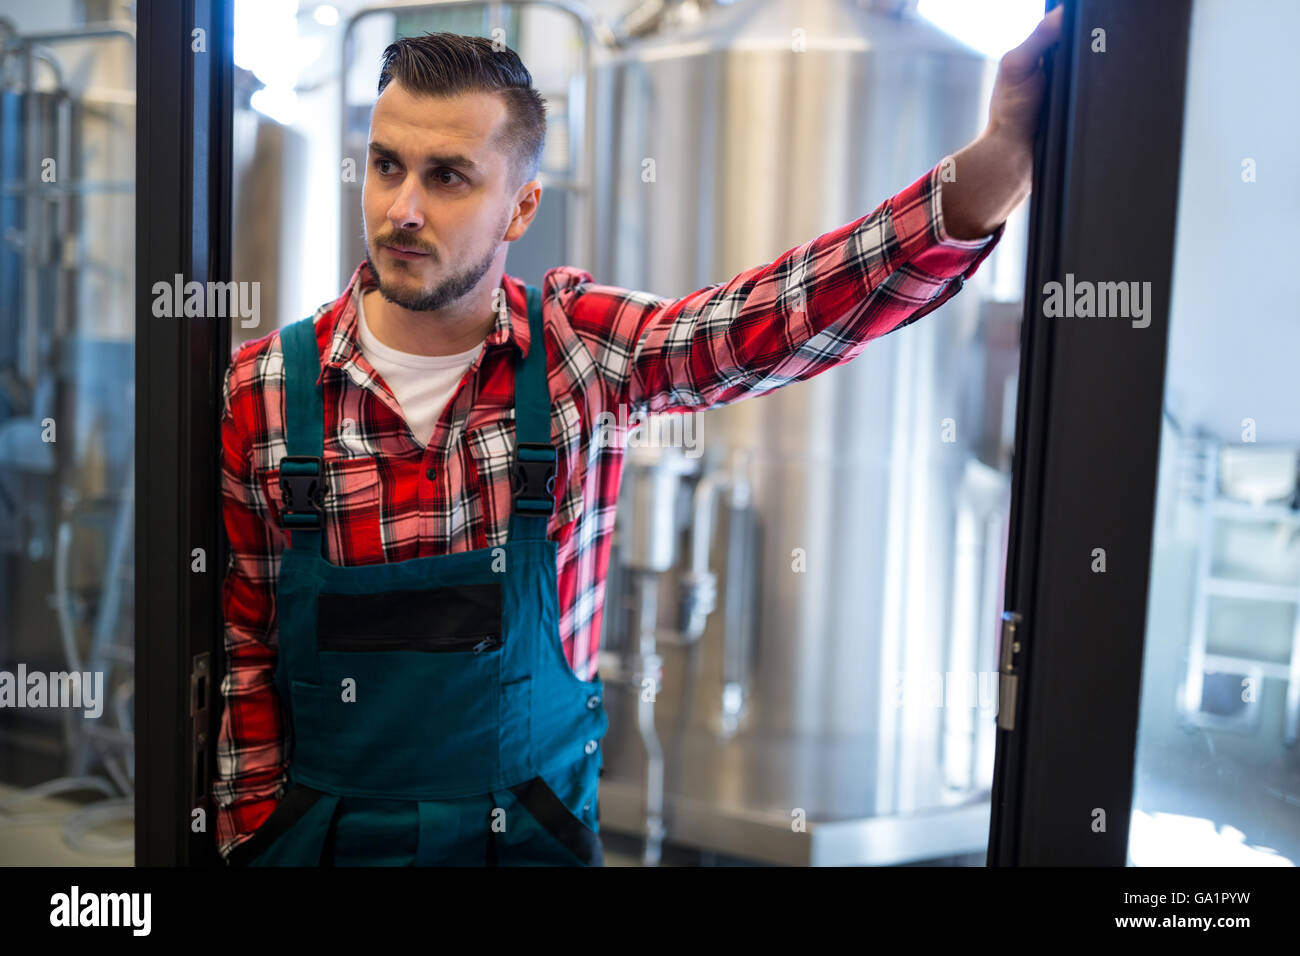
[356,296,484,448]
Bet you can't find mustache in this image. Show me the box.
[377,233,434,254]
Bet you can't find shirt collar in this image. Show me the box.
[316,259,531,386]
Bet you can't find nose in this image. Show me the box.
[387,175,424,233]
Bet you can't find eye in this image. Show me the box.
[433,167,465,187]
[375,158,398,175]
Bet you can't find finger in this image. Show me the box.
[1001,5,1064,80]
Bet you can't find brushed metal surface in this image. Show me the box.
[592,0,1010,864]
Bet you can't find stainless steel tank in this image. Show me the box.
[592,0,1011,865]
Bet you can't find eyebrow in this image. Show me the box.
[368,141,482,172]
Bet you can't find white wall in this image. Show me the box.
[1163,0,1300,444]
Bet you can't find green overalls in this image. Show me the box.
[226,285,608,866]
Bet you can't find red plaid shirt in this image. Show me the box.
[214,161,1004,859]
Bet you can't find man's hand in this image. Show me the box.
[939,4,1065,241]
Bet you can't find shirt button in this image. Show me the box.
[584,739,598,755]
[425,467,436,480]
[586,695,600,710]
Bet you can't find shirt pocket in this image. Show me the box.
[465,416,516,548]
[258,456,385,563]
[549,395,587,536]
[465,398,587,545]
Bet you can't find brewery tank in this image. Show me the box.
[591,0,1010,865]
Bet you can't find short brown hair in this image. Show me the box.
[376,32,547,192]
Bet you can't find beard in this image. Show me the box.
[364,213,507,312]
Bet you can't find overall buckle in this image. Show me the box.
[278,455,327,528]
[511,442,556,515]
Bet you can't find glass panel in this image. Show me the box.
[595,2,1040,866]
[222,0,1035,866]
[0,2,136,864]
[1131,0,1300,866]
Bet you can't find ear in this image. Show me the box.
[505,178,542,242]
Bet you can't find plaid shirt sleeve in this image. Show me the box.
[563,162,1004,413]
[213,349,289,861]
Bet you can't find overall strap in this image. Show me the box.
[507,285,556,543]
[278,317,327,555]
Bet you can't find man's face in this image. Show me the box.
[362,83,525,312]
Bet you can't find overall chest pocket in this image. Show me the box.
[466,398,586,544]
[316,583,503,652]
[259,456,385,563]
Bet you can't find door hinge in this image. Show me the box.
[190,652,212,809]
[998,611,1025,731]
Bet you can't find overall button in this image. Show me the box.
[584,739,598,755]
[586,695,600,710]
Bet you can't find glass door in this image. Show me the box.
[989,0,1300,866]
[0,0,233,867]
[0,0,138,865]
[1126,0,1299,866]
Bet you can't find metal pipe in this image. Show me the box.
[680,450,755,732]
[634,571,666,865]
[678,470,721,640]
[26,45,64,88]
[719,456,754,735]
[4,24,134,387]
[0,24,135,46]
[20,44,38,387]
[602,0,732,47]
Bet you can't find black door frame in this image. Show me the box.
[135,0,233,865]
[988,0,1193,865]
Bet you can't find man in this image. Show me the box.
[216,9,1063,866]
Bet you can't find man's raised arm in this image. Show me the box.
[562,5,1060,415]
